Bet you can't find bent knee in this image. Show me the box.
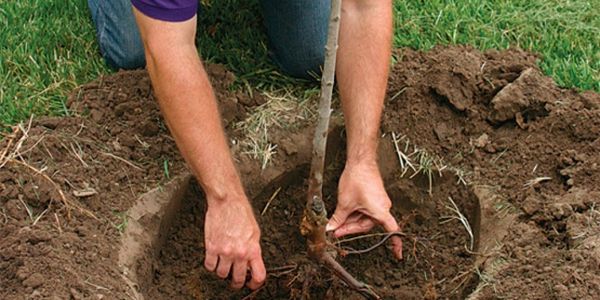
[272,47,324,80]
[100,40,146,70]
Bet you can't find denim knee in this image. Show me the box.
[88,0,145,70]
[260,0,329,80]
[100,35,146,70]
[271,42,325,80]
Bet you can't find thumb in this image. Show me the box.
[380,213,403,260]
[326,207,352,232]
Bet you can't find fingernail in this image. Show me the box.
[325,223,333,231]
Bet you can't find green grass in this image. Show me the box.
[0,0,108,126]
[394,0,599,91]
[196,0,297,89]
[1,0,598,127]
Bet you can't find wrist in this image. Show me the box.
[194,166,247,205]
[345,148,378,168]
[204,183,247,207]
[345,132,379,167]
[344,158,380,177]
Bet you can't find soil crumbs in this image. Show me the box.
[1,45,599,299]
[0,64,247,299]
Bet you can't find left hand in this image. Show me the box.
[326,160,403,259]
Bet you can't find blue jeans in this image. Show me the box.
[88,0,329,79]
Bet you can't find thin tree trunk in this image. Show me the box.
[301,0,381,299]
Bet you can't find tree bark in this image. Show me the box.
[300,0,381,299]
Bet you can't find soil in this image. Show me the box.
[1,45,599,299]
[0,64,250,299]
[143,144,479,300]
[382,46,600,299]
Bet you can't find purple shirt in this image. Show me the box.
[131,0,198,22]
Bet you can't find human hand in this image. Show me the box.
[203,193,266,289]
[326,160,403,259]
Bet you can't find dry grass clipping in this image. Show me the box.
[0,118,97,220]
[236,88,316,169]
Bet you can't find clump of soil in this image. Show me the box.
[1,45,599,299]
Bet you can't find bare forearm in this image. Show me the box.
[134,11,244,202]
[337,0,393,164]
[149,50,242,199]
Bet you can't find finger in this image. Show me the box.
[334,217,376,238]
[246,257,266,290]
[204,251,218,272]
[390,235,403,260]
[380,213,403,260]
[326,207,353,232]
[216,256,233,279]
[230,260,248,289]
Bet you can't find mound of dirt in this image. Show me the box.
[0,64,255,299]
[1,45,599,299]
[383,45,600,299]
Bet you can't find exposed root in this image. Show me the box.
[336,231,403,244]
[300,0,385,298]
[447,269,475,294]
[338,232,406,256]
[267,263,298,278]
[321,254,381,299]
[302,194,382,299]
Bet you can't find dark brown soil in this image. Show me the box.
[0,64,250,299]
[382,46,600,299]
[1,45,599,299]
[143,140,480,300]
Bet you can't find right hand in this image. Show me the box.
[203,193,266,290]
[327,161,403,259]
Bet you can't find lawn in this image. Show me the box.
[1,0,598,127]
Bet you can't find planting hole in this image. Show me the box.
[132,135,483,299]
